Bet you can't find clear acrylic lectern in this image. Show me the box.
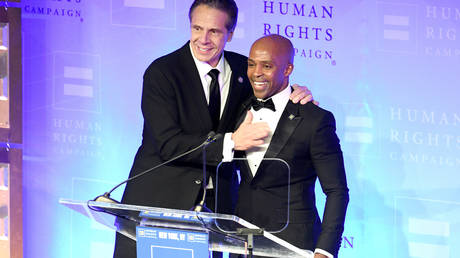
[59,199,312,257]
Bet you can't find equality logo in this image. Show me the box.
[53,52,101,113]
[69,178,116,258]
[394,197,458,258]
[341,103,381,157]
[376,2,418,54]
[111,0,176,29]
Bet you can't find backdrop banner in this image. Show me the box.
[21,0,459,257]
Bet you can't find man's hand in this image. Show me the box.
[314,253,328,258]
[290,84,319,105]
[232,111,270,150]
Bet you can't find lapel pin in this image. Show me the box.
[238,76,243,83]
[289,114,295,120]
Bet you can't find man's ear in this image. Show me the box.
[227,30,234,42]
[284,63,294,76]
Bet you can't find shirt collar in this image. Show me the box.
[258,85,291,110]
[189,43,225,78]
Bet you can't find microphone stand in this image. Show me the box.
[93,132,220,204]
[193,134,220,212]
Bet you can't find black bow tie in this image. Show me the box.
[251,97,276,112]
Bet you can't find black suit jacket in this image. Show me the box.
[121,42,252,210]
[234,100,349,257]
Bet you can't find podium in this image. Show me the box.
[60,199,312,257]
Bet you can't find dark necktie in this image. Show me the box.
[208,69,221,131]
[251,97,276,112]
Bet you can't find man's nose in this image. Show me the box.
[254,65,263,76]
[199,31,210,43]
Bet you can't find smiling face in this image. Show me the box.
[247,36,294,99]
[190,5,234,67]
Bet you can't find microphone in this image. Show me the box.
[93,131,222,204]
[207,132,223,143]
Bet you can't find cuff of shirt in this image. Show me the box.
[314,248,334,258]
[222,133,235,162]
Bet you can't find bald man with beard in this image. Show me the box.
[229,35,349,258]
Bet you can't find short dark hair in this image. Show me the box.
[189,0,238,32]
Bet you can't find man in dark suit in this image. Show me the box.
[113,1,315,257]
[230,35,349,258]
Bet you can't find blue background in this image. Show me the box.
[15,0,460,257]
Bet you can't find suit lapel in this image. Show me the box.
[218,52,250,132]
[235,153,254,182]
[233,98,252,129]
[251,102,302,182]
[264,102,302,159]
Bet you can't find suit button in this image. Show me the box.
[195,179,202,184]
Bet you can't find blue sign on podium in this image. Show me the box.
[136,226,209,258]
